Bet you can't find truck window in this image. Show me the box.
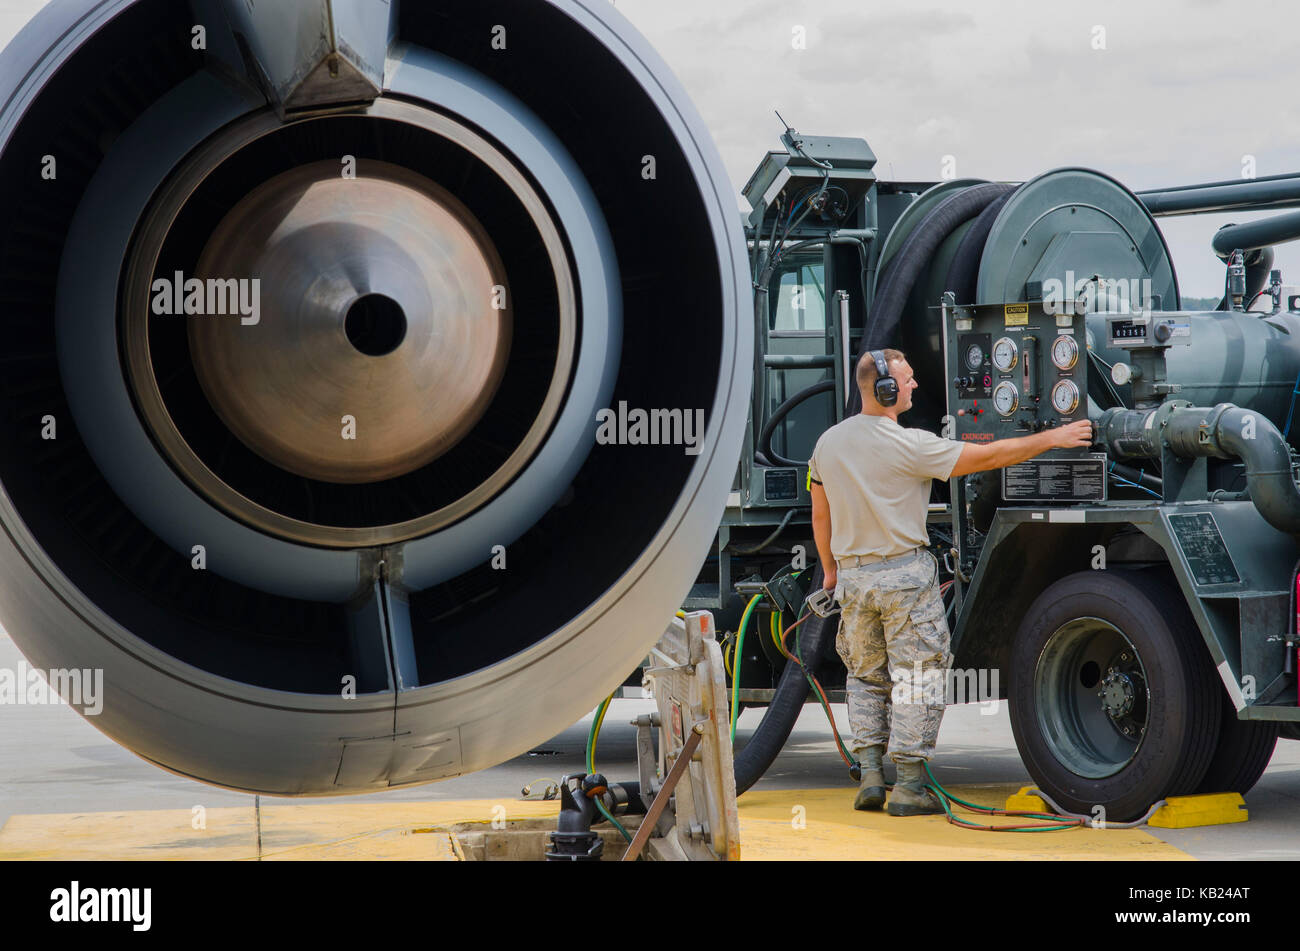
[769,260,825,332]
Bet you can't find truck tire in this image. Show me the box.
[1195,691,1278,794]
[1008,569,1221,821]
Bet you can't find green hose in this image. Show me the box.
[585,694,634,844]
[729,595,763,744]
[922,762,1078,831]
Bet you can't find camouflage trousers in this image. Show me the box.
[833,549,952,764]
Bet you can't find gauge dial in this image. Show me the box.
[992,337,1018,372]
[1051,335,1079,370]
[965,344,984,370]
[1051,380,1080,415]
[993,381,1019,416]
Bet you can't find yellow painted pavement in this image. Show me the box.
[0,799,562,861]
[738,785,1193,860]
[0,783,1194,860]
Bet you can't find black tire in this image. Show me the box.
[1008,569,1220,821]
[1195,690,1278,794]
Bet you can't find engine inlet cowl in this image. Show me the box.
[0,0,750,795]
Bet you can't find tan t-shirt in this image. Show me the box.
[808,414,963,561]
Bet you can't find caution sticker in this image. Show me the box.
[1004,303,1029,326]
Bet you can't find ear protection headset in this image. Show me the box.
[869,350,898,407]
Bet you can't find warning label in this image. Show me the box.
[1003,455,1106,501]
[1004,303,1030,326]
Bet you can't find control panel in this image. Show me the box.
[943,299,1103,502]
[945,300,1089,440]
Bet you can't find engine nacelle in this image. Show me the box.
[0,0,749,794]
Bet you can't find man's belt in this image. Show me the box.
[837,546,926,571]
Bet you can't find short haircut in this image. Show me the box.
[856,348,906,400]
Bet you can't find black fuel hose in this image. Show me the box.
[1109,460,1162,492]
[849,183,1015,414]
[733,561,839,795]
[756,380,835,467]
[732,508,797,555]
[944,187,1017,306]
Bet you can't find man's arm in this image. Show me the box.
[810,482,836,592]
[949,419,1093,479]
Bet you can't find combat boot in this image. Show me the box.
[887,760,945,816]
[853,745,886,811]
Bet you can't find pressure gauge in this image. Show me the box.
[993,381,1020,416]
[1051,335,1078,370]
[965,343,984,370]
[992,337,1019,372]
[1111,362,1133,386]
[1051,380,1080,415]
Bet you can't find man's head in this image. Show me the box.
[856,348,918,416]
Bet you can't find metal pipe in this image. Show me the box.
[1211,211,1300,255]
[1194,405,1300,535]
[1098,402,1300,535]
[748,232,877,255]
[1139,173,1300,217]
[763,354,835,368]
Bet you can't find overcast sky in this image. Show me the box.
[3,0,1298,296]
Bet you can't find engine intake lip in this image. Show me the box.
[120,99,577,548]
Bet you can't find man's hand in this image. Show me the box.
[1047,418,1094,450]
[806,586,840,618]
[951,418,1097,477]
[822,565,837,592]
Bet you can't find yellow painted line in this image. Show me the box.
[737,785,1195,860]
[0,784,1196,860]
[0,799,561,861]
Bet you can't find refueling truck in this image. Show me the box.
[708,125,1300,820]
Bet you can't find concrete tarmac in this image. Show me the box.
[3,631,1300,858]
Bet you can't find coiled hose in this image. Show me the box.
[849,183,1016,414]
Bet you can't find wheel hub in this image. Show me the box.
[1099,668,1136,718]
[1035,617,1151,778]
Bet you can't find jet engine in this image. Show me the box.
[0,0,750,794]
